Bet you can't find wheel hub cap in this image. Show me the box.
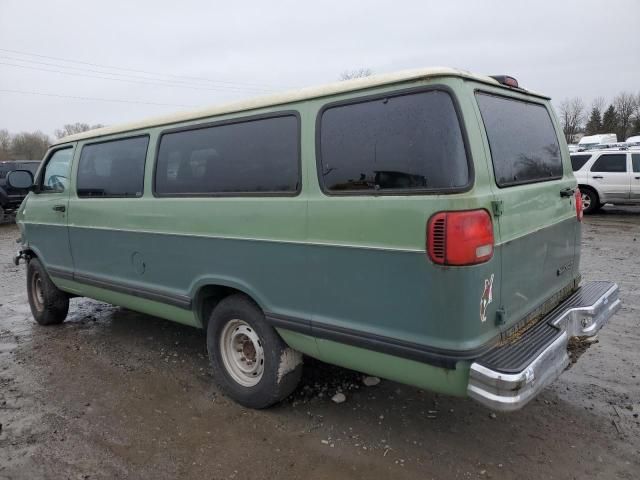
[219,320,264,387]
[31,273,44,311]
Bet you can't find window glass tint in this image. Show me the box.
[319,90,468,192]
[155,115,299,195]
[77,136,148,197]
[590,154,627,173]
[570,154,591,171]
[476,93,562,187]
[632,154,640,173]
[42,149,73,193]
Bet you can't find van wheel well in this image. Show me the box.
[22,248,37,262]
[196,285,257,332]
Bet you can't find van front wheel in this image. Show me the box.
[206,294,302,409]
[26,258,69,325]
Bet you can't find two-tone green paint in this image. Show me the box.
[279,330,471,396]
[16,73,580,398]
[54,276,197,327]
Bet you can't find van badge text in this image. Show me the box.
[557,261,573,276]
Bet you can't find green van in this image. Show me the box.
[8,68,621,411]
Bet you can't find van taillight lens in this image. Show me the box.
[575,188,583,222]
[427,210,494,266]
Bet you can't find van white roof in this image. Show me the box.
[54,67,547,145]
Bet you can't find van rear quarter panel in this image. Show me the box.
[303,79,503,353]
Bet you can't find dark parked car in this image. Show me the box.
[0,160,40,221]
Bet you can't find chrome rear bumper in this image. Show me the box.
[467,281,621,412]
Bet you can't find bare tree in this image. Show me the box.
[10,131,51,160]
[0,129,11,161]
[558,97,585,143]
[339,68,373,81]
[592,96,605,113]
[55,122,104,139]
[613,92,637,141]
[631,92,640,136]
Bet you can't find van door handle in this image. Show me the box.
[559,187,574,197]
[592,175,603,179]
[635,176,640,179]
[52,205,66,212]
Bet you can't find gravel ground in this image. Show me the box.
[1,208,639,480]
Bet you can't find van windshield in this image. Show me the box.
[476,93,563,187]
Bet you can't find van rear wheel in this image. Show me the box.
[26,258,69,325]
[206,294,302,409]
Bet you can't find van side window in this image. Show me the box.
[154,114,299,195]
[77,136,149,198]
[632,154,640,173]
[570,154,591,171]
[41,148,73,193]
[590,154,627,173]
[318,90,469,193]
[476,93,562,187]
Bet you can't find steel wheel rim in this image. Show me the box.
[31,273,44,311]
[581,192,591,210]
[219,319,264,387]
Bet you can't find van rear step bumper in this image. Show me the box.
[467,281,621,412]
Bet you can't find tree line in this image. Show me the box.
[558,92,640,144]
[0,123,103,161]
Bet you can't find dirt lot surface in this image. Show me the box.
[1,209,639,480]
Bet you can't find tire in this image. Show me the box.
[26,258,69,325]
[580,187,600,214]
[206,294,303,409]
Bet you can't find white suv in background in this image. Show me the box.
[571,149,640,213]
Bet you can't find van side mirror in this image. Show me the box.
[7,170,35,190]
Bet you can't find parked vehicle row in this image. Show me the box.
[568,134,640,153]
[571,149,640,213]
[578,133,618,150]
[0,160,40,222]
[8,68,620,411]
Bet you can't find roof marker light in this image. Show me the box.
[490,75,519,88]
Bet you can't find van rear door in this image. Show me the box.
[474,90,580,331]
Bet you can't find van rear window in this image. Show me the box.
[318,90,469,193]
[476,93,563,187]
[154,114,299,196]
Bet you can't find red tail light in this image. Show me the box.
[427,210,494,266]
[575,188,583,222]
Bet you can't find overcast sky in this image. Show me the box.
[1,0,638,135]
